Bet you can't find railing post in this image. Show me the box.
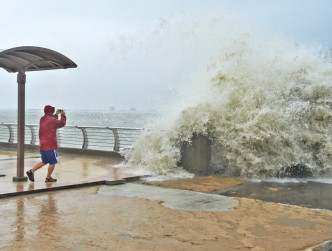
[77,127,89,149]
[56,130,61,148]
[4,124,15,143]
[26,125,36,145]
[110,128,120,152]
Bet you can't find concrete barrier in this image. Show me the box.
[180,134,211,176]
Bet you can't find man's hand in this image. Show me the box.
[56,109,65,116]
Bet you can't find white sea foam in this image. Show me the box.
[125,15,332,178]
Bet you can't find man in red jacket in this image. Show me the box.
[26,105,66,182]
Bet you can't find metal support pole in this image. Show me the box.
[110,128,120,152]
[13,72,27,182]
[26,125,36,145]
[78,127,89,149]
[4,124,15,143]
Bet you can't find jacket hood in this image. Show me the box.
[44,105,55,114]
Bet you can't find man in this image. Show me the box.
[26,105,66,182]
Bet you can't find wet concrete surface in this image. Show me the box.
[144,176,249,193]
[98,183,239,211]
[1,185,332,251]
[212,181,332,210]
[1,150,332,250]
[0,150,148,197]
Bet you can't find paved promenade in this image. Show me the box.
[0,150,145,197]
[0,149,332,250]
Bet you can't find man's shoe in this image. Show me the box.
[45,177,57,182]
[26,170,34,182]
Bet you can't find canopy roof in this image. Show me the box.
[0,46,77,73]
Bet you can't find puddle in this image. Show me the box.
[98,183,238,211]
[213,181,332,210]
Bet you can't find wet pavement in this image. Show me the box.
[0,149,148,197]
[98,183,239,211]
[1,183,332,250]
[1,150,332,250]
[212,181,332,210]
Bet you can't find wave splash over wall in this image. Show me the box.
[126,18,332,178]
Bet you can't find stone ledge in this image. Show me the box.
[305,240,332,251]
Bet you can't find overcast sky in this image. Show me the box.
[0,0,331,111]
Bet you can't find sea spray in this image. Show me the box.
[126,17,332,178]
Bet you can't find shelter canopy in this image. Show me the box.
[0,46,77,182]
[0,46,77,73]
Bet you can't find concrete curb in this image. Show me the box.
[0,176,148,199]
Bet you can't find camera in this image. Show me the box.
[59,109,63,112]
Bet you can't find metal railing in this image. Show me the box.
[0,123,144,153]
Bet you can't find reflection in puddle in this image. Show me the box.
[15,198,25,241]
[38,194,58,236]
[13,193,59,243]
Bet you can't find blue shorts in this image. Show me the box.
[40,149,58,165]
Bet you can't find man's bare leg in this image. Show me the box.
[27,162,45,182]
[46,164,55,179]
[31,162,46,173]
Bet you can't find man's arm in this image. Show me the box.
[55,111,66,128]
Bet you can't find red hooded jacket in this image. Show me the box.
[39,113,66,151]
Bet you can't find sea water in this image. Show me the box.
[1,17,331,182]
[124,16,332,181]
[0,109,159,128]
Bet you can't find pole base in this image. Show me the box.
[13,176,28,182]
